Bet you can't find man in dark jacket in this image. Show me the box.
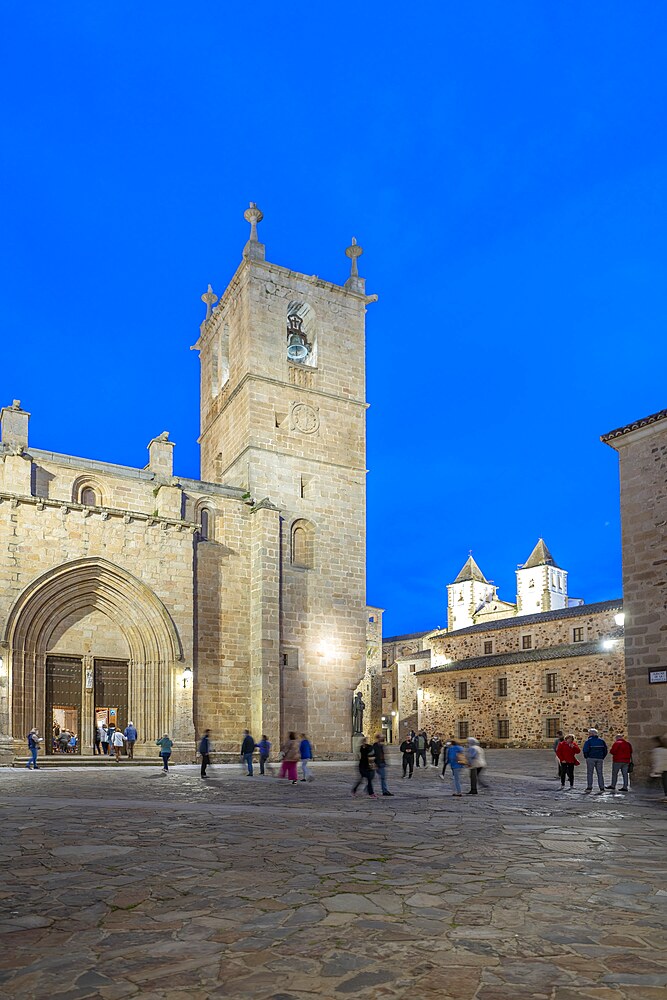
[241,730,255,775]
[199,729,212,778]
[373,734,393,796]
[429,735,443,767]
[582,728,608,793]
[400,736,415,778]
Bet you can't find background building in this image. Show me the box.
[0,207,376,761]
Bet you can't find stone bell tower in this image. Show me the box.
[193,204,377,751]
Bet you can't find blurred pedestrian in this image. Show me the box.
[279,731,300,784]
[607,733,633,792]
[650,736,667,800]
[582,728,608,793]
[352,736,376,797]
[466,737,488,793]
[93,723,102,755]
[257,734,272,775]
[112,728,126,761]
[198,729,212,777]
[440,740,452,779]
[299,733,314,782]
[400,734,415,778]
[552,729,564,780]
[100,724,109,755]
[26,729,41,770]
[156,733,173,772]
[446,739,466,796]
[240,730,255,776]
[415,731,427,768]
[373,733,393,796]
[556,734,581,790]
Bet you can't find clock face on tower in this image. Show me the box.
[291,403,319,434]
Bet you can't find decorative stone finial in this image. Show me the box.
[12,400,21,410]
[345,237,363,278]
[201,283,218,321]
[244,201,264,242]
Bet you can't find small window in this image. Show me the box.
[546,672,558,694]
[498,677,508,698]
[392,686,396,702]
[483,641,493,655]
[573,627,584,643]
[409,664,416,673]
[382,658,387,668]
[382,687,387,699]
[200,508,211,539]
[497,719,510,739]
[291,520,314,569]
[80,487,97,507]
[522,634,532,650]
[458,720,469,740]
[412,698,418,711]
[368,615,375,623]
[546,717,560,739]
[458,681,468,700]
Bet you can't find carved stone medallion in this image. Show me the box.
[291,402,319,434]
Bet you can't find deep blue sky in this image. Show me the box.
[2,4,666,636]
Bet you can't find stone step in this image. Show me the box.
[13,755,162,768]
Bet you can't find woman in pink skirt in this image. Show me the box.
[279,731,300,784]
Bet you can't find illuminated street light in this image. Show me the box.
[602,639,615,651]
[614,613,625,627]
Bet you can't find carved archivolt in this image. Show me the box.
[5,557,182,741]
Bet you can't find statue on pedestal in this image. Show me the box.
[352,691,365,735]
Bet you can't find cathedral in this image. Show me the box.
[0,205,376,761]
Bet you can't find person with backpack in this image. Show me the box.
[198,729,212,778]
[257,734,272,775]
[446,739,466,797]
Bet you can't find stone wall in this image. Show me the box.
[418,649,626,747]
[603,412,667,780]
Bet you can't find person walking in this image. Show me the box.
[240,730,255,775]
[198,729,212,777]
[466,737,489,794]
[582,728,608,793]
[93,723,102,755]
[552,730,564,780]
[446,739,466,797]
[352,737,376,797]
[299,733,314,782]
[100,724,109,755]
[556,734,581,790]
[257,734,272,775]
[429,734,443,767]
[441,740,452,779]
[650,736,667,801]
[279,731,300,784]
[607,733,633,792]
[112,727,126,762]
[26,729,41,769]
[415,731,427,768]
[107,722,116,748]
[124,721,138,760]
[373,733,393,796]
[156,733,173,772]
[400,734,415,778]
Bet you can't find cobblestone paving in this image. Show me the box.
[1,750,666,1000]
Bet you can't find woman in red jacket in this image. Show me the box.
[556,734,581,790]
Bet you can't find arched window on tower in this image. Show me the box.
[291,519,314,569]
[80,487,97,507]
[197,505,215,541]
[73,478,106,507]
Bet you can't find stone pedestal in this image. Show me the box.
[351,733,365,757]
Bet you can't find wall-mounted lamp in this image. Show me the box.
[182,666,193,688]
[602,639,615,651]
[614,613,625,627]
[391,710,397,717]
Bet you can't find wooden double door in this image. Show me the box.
[46,656,128,753]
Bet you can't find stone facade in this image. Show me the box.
[0,208,377,762]
[602,409,667,779]
[418,602,626,747]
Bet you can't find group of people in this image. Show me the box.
[52,725,78,754]
[552,727,667,794]
[94,722,138,760]
[195,729,315,783]
[397,730,487,796]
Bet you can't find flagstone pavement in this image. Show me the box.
[1,750,666,1000]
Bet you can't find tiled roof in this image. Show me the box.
[383,630,432,643]
[396,649,431,661]
[522,538,558,570]
[454,555,488,584]
[431,598,622,638]
[601,408,667,444]
[417,630,624,676]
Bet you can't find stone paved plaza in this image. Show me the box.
[1,750,666,1000]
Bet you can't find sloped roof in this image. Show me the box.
[431,598,622,638]
[602,408,667,444]
[454,555,488,584]
[522,538,558,569]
